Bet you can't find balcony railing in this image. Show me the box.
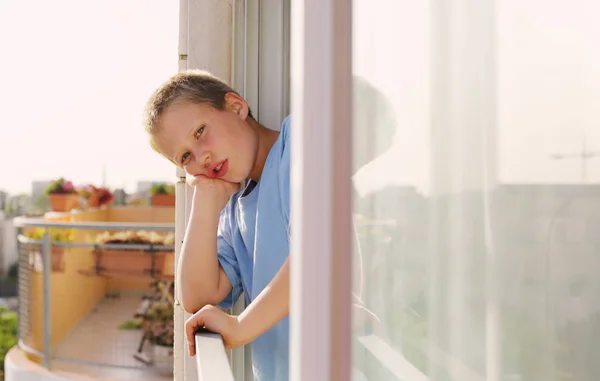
[194,328,234,381]
[11,215,244,381]
[13,217,177,379]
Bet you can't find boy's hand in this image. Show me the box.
[187,174,240,211]
[185,305,248,355]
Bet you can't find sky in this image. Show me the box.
[0,1,179,195]
[1,0,599,197]
[351,0,600,196]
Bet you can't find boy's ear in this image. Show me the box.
[224,92,249,120]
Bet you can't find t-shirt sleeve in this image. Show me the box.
[216,204,243,309]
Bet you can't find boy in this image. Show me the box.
[143,69,292,381]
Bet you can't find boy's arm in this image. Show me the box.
[178,188,233,313]
[185,257,290,351]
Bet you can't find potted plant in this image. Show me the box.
[25,228,74,272]
[79,185,114,208]
[150,183,175,207]
[46,178,80,212]
[84,230,175,278]
[143,281,174,372]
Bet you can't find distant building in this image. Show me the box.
[0,190,8,210]
[31,180,51,200]
[136,181,168,202]
[0,219,17,275]
[112,188,127,206]
[136,181,157,194]
[5,194,29,218]
[355,182,600,344]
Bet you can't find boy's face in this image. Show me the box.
[152,94,257,183]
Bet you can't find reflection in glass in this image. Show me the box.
[351,1,600,381]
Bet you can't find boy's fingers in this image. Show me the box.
[184,323,195,356]
[185,314,205,356]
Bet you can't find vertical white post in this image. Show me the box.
[174,2,189,381]
[289,0,353,380]
[175,169,190,381]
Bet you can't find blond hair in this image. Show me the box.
[143,69,252,135]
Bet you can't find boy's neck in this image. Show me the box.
[247,118,280,182]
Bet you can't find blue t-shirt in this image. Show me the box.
[216,116,291,381]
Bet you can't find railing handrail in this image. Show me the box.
[13,217,175,231]
[17,234,174,251]
[194,328,235,381]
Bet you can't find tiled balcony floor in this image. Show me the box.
[52,292,172,381]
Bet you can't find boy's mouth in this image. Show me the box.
[209,159,229,178]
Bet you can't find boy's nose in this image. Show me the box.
[189,151,211,174]
[185,159,207,177]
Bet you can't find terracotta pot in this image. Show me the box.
[151,194,175,207]
[49,194,80,212]
[87,193,101,208]
[91,249,172,278]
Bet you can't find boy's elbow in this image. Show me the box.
[180,297,200,314]
[180,289,208,314]
[180,287,221,314]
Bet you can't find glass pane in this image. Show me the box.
[351,1,600,381]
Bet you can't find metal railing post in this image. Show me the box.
[42,231,52,369]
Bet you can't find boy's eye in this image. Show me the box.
[195,126,205,138]
[181,152,190,164]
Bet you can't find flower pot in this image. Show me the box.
[49,194,80,212]
[89,249,172,278]
[87,193,101,208]
[151,194,175,207]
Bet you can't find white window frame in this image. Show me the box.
[289,0,353,380]
[174,1,190,380]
